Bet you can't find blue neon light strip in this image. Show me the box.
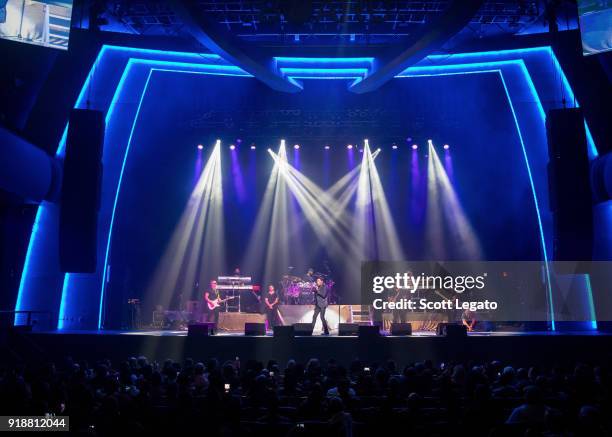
[290,76,363,80]
[102,45,222,59]
[420,47,598,158]
[280,67,369,76]
[97,70,154,329]
[584,274,598,330]
[275,57,374,64]
[425,46,550,60]
[13,203,43,324]
[399,59,549,122]
[498,72,555,330]
[130,58,249,74]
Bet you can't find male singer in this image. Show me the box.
[311,277,330,335]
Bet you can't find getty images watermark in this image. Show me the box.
[370,270,497,311]
[360,261,612,322]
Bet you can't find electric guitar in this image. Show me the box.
[207,296,236,310]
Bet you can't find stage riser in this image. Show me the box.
[218,313,265,332]
[219,305,352,332]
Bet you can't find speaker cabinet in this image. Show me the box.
[293,323,313,336]
[338,323,359,336]
[358,325,380,338]
[245,322,266,336]
[390,323,412,336]
[546,108,593,262]
[188,323,215,336]
[437,323,467,338]
[59,109,105,272]
[273,325,294,338]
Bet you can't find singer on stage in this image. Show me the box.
[311,276,330,335]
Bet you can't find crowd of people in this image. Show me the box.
[1,353,610,436]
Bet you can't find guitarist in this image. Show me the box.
[203,280,222,324]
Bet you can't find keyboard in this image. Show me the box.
[216,285,256,290]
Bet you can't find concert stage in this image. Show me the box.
[8,329,612,370]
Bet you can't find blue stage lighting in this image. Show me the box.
[17,44,600,333]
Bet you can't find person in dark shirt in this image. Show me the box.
[264,284,280,329]
[311,277,330,335]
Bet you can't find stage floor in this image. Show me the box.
[34,329,612,337]
[7,329,611,368]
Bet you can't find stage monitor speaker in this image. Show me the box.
[188,323,215,336]
[59,109,105,273]
[338,323,359,336]
[546,108,593,262]
[293,323,313,336]
[358,325,380,338]
[437,323,467,338]
[274,325,294,338]
[390,323,412,336]
[245,322,266,336]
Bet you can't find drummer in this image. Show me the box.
[303,267,315,283]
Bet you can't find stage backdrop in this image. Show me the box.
[14,45,603,331]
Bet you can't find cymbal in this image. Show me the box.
[282,275,301,282]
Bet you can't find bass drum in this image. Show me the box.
[297,291,313,305]
[284,284,300,298]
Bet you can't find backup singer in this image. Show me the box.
[311,277,330,335]
[461,308,477,332]
[264,284,280,329]
[390,286,408,323]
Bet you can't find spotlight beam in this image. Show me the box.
[147,140,226,307]
[427,141,482,259]
[354,140,405,260]
[268,150,364,259]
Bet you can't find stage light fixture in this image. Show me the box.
[392,144,398,149]
[294,144,300,149]
[250,144,256,150]
[444,144,450,150]
[412,144,418,150]
[324,145,331,150]
[229,144,236,150]
[347,144,353,149]
[197,144,203,150]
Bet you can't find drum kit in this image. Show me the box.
[281,271,335,304]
